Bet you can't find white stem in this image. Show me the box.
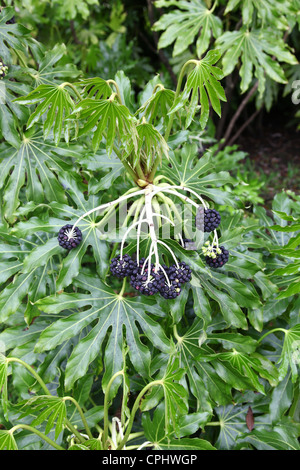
[137,441,153,450]
[120,219,148,260]
[152,213,175,226]
[177,233,185,247]
[155,188,199,209]
[70,189,146,234]
[152,184,208,209]
[158,263,171,287]
[156,240,180,268]
[213,229,219,249]
[145,187,160,270]
[147,243,155,282]
[141,241,153,274]
[136,206,147,265]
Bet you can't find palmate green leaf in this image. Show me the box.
[197,349,279,394]
[142,402,215,449]
[160,358,189,435]
[161,143,234,206]
[216,27,297,95]
[157,438,216,450]
[35,273,170,391]
[153,0,222,57]
[236,428,300,451]
[15,84,76,145]
[70,97,137,154]
[212,399,271,450]
[0,7,30,63]
[0,133,82,222]
[23,42,81,86]
[0,231,61,324]
[0,430,18,450]
[11,197,110,288]
[20,396,66,440]
[269,372,293,424]
[0,75,30,147]
[158,239,249,329]
[224,0,292,29]
[138,86,175,127]
[75,77,113,100]
[169,50,226,129]
[0,354,8,419]
[147,317,261,414]
[129,119,169,171]
[54,0,99,21]
[276,325,300,382]
[75,148,124,193]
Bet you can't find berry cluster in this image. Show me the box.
[202,242,229,268]
[0,61,8,80]
[195,208,221,232]
[58,225,82,250]
[110,254,137,279]
[110,254,191,298]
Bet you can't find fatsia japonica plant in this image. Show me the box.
[0,6,299,451]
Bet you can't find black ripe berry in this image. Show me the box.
[130,265,163,296]
[168,262,192,285]
[205,246,229,268]
[110,254,136,278]
[160,282,181,299]
[58,224,82,250]
[196,208,221,232]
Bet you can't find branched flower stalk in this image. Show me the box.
[59,182,226,297]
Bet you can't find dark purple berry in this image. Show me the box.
[58,225,82,250]
[168,262,192,285]
[196,208,221,233]
[110,254,136,278]
[205,246,229,268]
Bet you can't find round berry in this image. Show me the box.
[205,246,229,268]
[196,208,221,233]
[168,262,192,285]
[0,61,8,80]
[110,254,136,278]
[159,282,181,299]
[58,225,82,250]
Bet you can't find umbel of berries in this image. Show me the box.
[0,61,8,80]
[58,224,82,250]
[110,254,136,279]
[130,264,163,296]
[196,207,221,232]
[202,242,229,268]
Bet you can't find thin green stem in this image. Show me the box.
[60,82,83,102]
[7,358,50,396]
[136,161,146,181]
[119,277,127,297]
[107,80,123,103]
[127,431,145,441]
[6,358,85,444]
[257,328,287,344]
[105,242,119,278]
[102,370,124,449]
[10,424,64,450]
[14,49,29,70]
[164,59,199,142]
[116,380,162,450]
[205,422,220,427]
[63,397,93,439]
